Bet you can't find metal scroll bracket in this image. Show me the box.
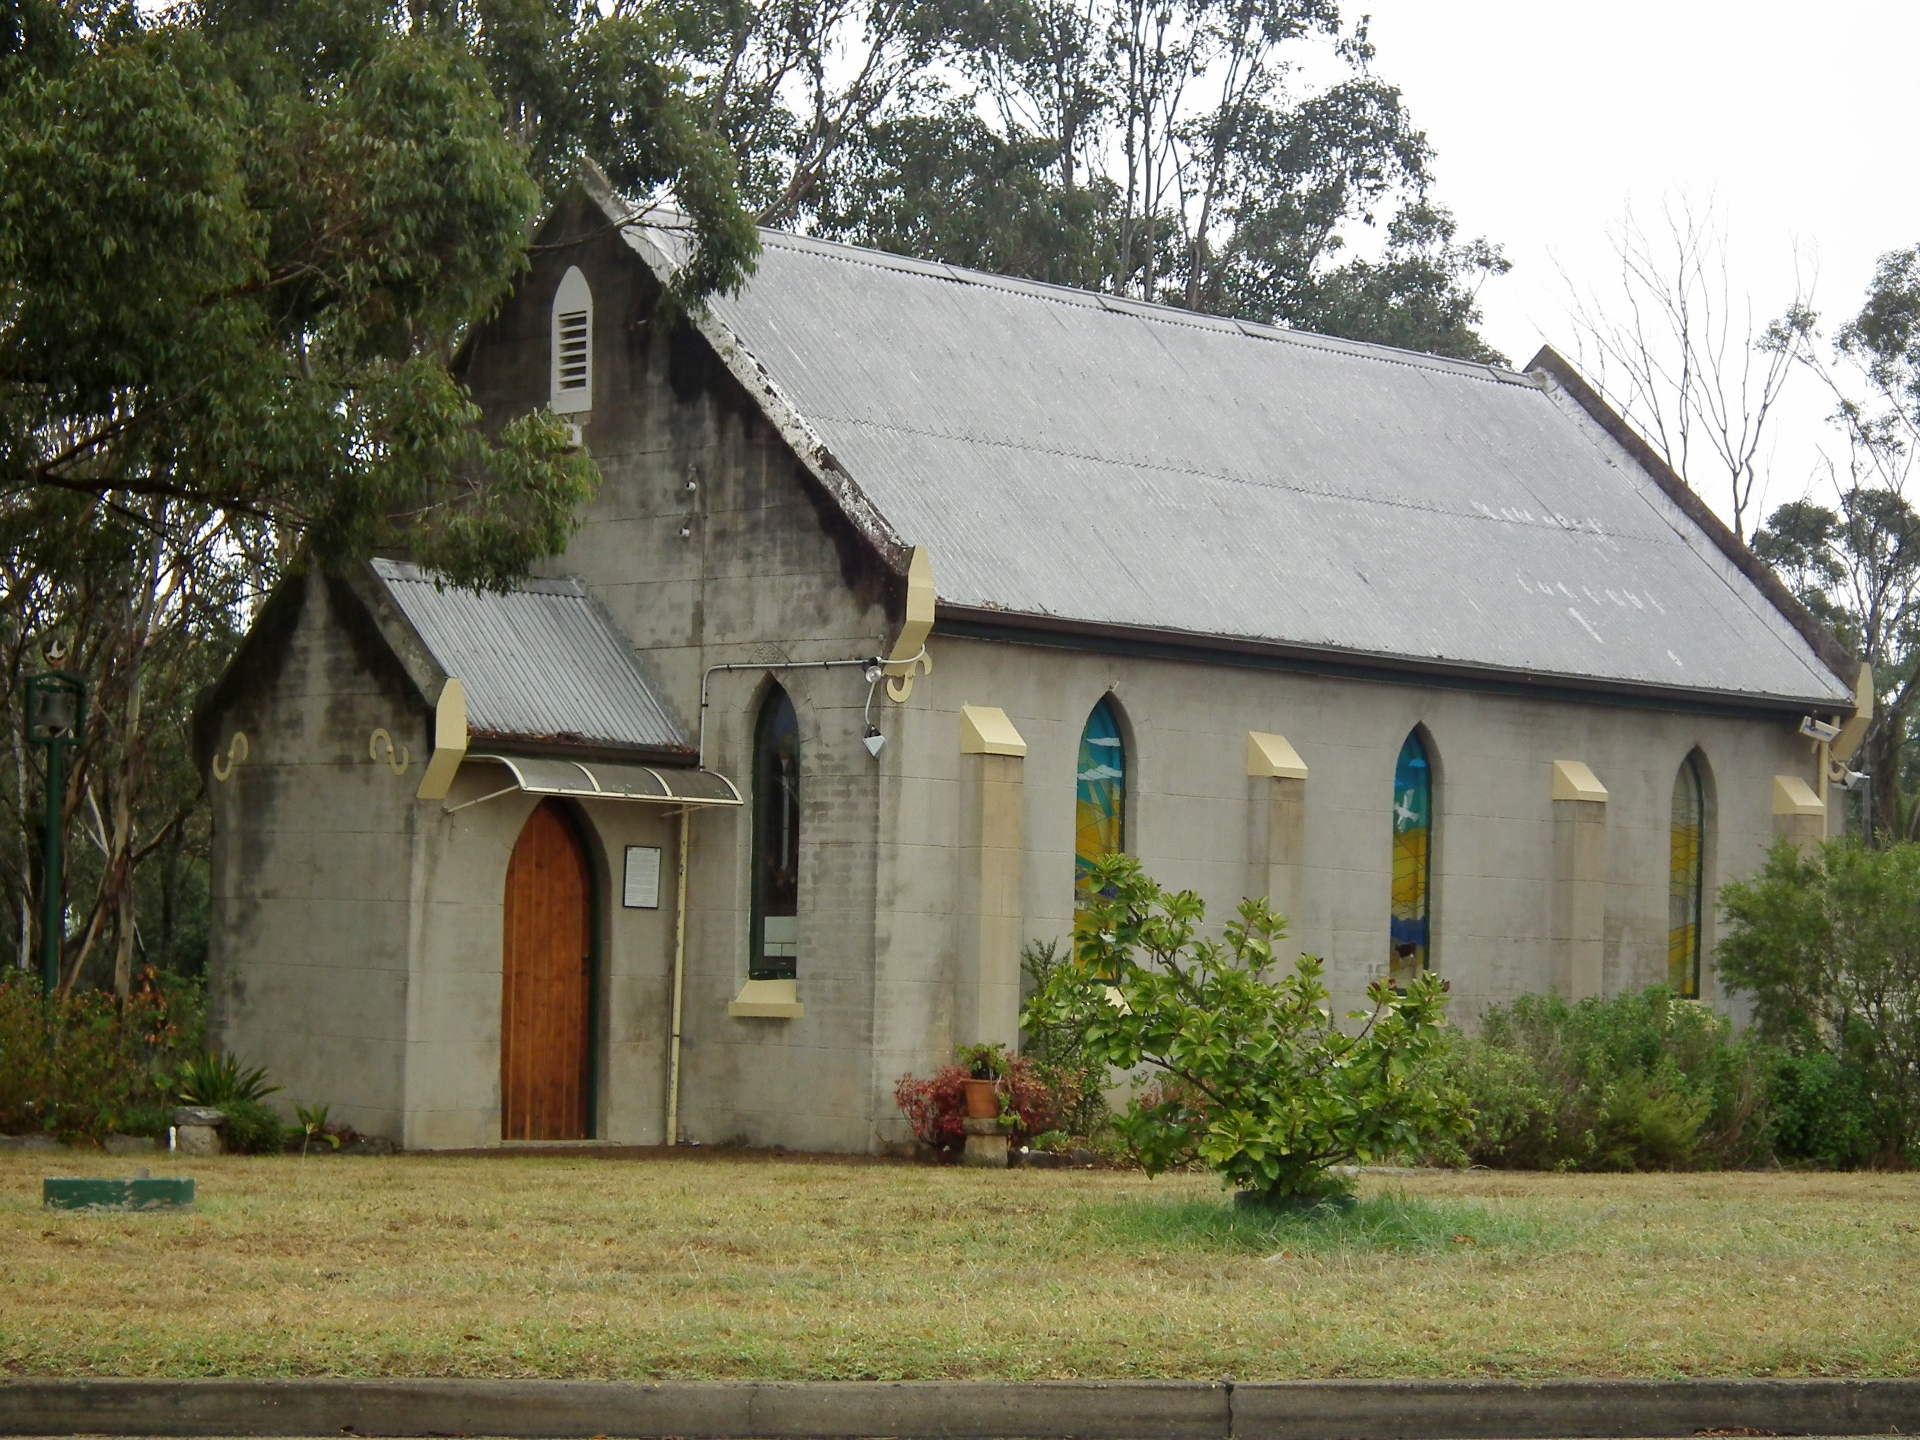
[211,731,249,782]
[369,728,410,776]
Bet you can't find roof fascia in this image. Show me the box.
[1527,345,1859,699]
[574,170,912,576]
[935,607,1843,719]
[469,733,696,766]
[338,561,450,709]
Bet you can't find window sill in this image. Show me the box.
[729,978,803,1019]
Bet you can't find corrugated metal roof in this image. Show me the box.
[371,559,690,753]
[664,226,1853,708]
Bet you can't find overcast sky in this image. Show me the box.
[1354,0,1920,529]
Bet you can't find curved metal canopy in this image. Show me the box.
[462,753,741,809]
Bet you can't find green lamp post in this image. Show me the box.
[25,671,86,993]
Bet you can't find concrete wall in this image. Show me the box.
[460,198,899,1152]
[869,636,1818,1143]
[205,575,428,1141]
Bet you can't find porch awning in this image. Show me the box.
[466,753,742,808]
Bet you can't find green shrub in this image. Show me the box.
[1766,1050,1877,1169]
[0,969,203,1142]
[1718,838,1920,1163]
[1019,939,1113,1139]
[116,1103,172,1139]
[173,1051,280,1106]
[1025,854,1466,1202]
[219,1097,288,1154]
[1435,987,1769,1171]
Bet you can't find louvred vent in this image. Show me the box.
[555,311,589,390]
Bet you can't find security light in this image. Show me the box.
[1798,716,1843,743]
[862,725,885,758]
[1843,769,1871,792]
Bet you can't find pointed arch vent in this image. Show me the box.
[551,266,593,414]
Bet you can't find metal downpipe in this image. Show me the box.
[665,805,691,1145]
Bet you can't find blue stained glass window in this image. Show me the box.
[1390,730,1432,983]
[1075,699,1125,906]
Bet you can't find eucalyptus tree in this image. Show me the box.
[0,0,753,988]
[1754,243,1920,842]
[792,0,1507,360]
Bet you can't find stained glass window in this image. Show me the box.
[1669,755,1705,999]
[750,686,800,979]
[1390,730,1433,984]
[1074,698,1125,906]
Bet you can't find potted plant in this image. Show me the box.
[955,1042,1009,1120]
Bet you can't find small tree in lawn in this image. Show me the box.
[1026,854,1465,1203]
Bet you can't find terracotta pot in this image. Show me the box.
[963,1078,999,1119]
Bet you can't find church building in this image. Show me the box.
[196,173,1867,1153]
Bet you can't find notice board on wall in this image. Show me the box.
[623,846,662,909]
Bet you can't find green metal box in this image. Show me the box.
[43,1177,194,1210]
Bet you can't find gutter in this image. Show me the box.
[935,608,1851,719]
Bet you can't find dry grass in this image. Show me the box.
[2,1150,1918,1380]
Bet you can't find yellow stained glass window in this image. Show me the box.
[1075,699,1124,906]
[1669,755,1704,998]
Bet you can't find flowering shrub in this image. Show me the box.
[0,968,204,1142]
[894,1053,1070,1151]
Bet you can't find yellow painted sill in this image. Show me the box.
[729,978,803,1019]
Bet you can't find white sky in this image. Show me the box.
[1354,0,1920,529]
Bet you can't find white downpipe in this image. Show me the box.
[665,805,691,1145]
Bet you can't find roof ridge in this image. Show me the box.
[751,225,1536,388]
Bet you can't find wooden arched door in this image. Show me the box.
[501,800,593,1140]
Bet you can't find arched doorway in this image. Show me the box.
[501,800,594,1140]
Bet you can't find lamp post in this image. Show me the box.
[25,672,85,993]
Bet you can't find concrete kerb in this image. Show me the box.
[1230,1380,1920,1439]
[3,1378,1920,1438]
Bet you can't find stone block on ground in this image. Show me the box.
[171,1107,226,1157]
[961,1116,1007,1169]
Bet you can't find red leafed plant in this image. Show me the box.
[895,1064,970,1150]
[895,1054,1070,1151]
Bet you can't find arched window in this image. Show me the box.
[550,266,593,413]
[1074,697,1126,906]
[1669,754,1706,999]
[750,686,801,979]
[1390,729,1433,983]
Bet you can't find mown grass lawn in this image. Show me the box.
[2,1150,1917,1380]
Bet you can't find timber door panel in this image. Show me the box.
[501,800,593,1140]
